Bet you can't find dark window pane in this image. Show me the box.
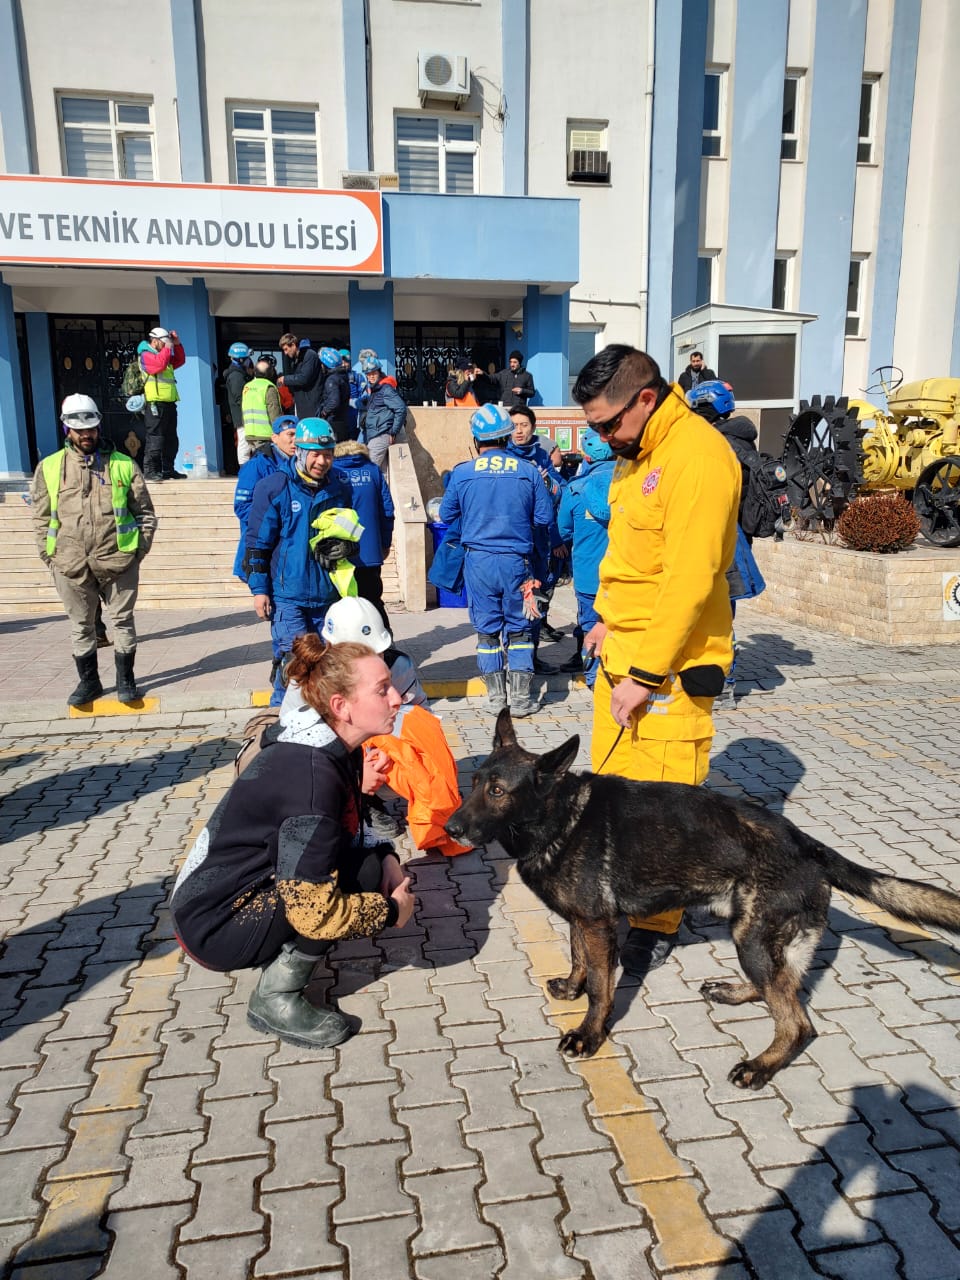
[696,257,712,306]
[233,110,264,132]
[781,138,798,160]
[117,103,151,125]
[782,78,797,135]
[236,139,267,185]
[717,334,796,399]
[857,140,872,163]
[703,74,720,130]
[858,82,872,139]
[772,259,787,310]
[274,139,317,187]
[701,134,721,158]
[398,145,439,193]
[846,260,861,314]
[271,109,316,136]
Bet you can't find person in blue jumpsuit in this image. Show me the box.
[244,418,354,705]
[439,404,555,717]
[556,428,615,687]
[506,406,567,671]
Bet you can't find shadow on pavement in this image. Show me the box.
[726,1081,960,1275]
[0,614,64,635]
[736,630,815,691]
[141,644,271,691]
[137,608,254,643]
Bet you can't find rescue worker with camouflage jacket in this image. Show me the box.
[31,395,157,707]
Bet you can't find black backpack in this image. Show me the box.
[741,452,791,539]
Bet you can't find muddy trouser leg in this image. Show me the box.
[52,566,100,657]
[190,850,388,971]
[100,561,140,654]
[592,669,712,935]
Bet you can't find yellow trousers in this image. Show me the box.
[592,671,712,935]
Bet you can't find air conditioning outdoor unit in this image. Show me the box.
[567,149,610,182]
[340,171,401,191]
[418,51,470,104]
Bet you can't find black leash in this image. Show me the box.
[594,658,625,774]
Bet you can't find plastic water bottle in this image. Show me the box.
[182,449,194,478]
[193,445,208,479]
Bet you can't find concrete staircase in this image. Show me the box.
[0,477,401,615]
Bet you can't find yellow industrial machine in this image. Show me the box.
[782,368,960,546]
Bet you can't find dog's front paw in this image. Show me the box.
[728,1059,773,1090]
[547,976,584,1001]
[701,980,735,1004]
[557,1026,603,1058]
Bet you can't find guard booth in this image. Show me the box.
[672,304,815,455]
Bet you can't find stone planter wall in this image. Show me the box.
[749,537,960,646]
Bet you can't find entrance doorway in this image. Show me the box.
[51,315,158,458]
[394,323,504,404]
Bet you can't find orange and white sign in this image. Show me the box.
[0,175,383,274]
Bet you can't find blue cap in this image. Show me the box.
[470,403,514,442]
[687,379,735,417]
[294,418,336,449]
[271,415,298,433]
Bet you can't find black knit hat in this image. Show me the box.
[509,349,524,363]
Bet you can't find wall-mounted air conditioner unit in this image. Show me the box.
[567,149,610,183]
[340,171,401,191]
[418,52,470,104]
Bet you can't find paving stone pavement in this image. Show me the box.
[0,613,959,1278]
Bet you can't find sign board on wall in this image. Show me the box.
[943,572,960,622]
[0,175,383,274]
[535,412,589,452]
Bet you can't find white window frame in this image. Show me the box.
[772,255,793,310]
[857,78,879,164]
[781,73,803,161]
[58,93,155,181]
[702,70,726,158]
[395,113,479,195]
[846,257,867,337]
[566,119,610,185]
[229,104,320,188]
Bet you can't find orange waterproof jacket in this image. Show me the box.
[368,705,472,857]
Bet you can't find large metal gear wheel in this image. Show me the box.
[913,454,960,547]
[781,396,861,524]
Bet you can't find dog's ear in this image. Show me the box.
[494,708,517,749]
[537,734,580,781]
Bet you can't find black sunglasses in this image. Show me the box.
[589,379,659,436]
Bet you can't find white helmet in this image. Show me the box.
[321,597,391,653]
[60,393,102,426]
[148,326,170,339]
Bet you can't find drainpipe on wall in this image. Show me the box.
[638,0,656,351]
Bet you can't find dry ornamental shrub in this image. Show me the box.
[836,492,920,553]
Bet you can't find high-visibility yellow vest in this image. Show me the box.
[42,450,139,557]
[242,378,274,439]
[142,357,179,403]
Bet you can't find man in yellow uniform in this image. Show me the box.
[573,345,740,979]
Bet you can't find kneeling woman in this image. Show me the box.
[170,635,415,1048]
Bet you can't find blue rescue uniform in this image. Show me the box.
[245,458,354,704]
[439,448,554,675]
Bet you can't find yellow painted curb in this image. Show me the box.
[69,696,161,717]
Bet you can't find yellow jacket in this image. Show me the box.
[597,385,740,739]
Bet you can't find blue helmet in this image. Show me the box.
[470,403,514,442]
[363,356,382,373]
[338,348,351,360]
[228,341,251,360]
[580,428,613,462]
[687,379,735,417]
[294,418,336,449]
[319,346,341,370]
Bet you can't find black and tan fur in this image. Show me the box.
[446,710,960,1088]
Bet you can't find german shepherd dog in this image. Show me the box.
[445,710,960,1088]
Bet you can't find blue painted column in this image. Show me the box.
[501,0,529,195]
[170,0,207,182]
[798,0,868,396]
[0,0,31,172]
[868,0,921,376]
[522,287,569,406]
[725,0,789,308]
[24,313,59,459]
[648,0,708,365]
[342,0,370,171]
[348,281,395,370]
[156,277,221,472]
[0,276,31,476]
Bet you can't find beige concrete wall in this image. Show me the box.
[749,537,960,645]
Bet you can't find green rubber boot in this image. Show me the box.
[246,942,351,1048]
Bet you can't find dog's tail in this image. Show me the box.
[802,833,960,932]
